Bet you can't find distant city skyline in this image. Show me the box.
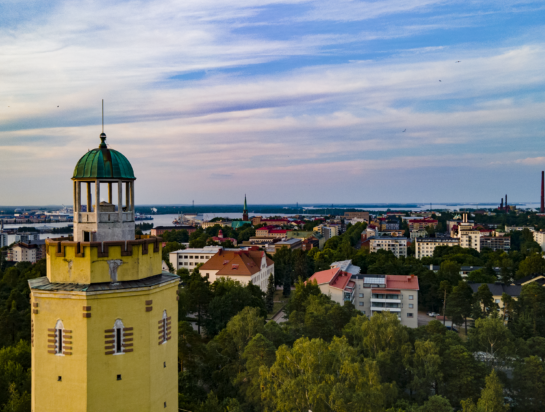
[1,0,545,204]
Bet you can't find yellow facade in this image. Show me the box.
[30,240,179,412]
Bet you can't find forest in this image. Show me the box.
[3,212,545,410]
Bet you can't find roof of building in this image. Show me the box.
[330,260,361,275]
[171,247,222,255]
[416,237,458,243]
[386,274,420,290]
[73,133,135,180]
[276,238,301,245]
[199,249,273,277]
[514,274,545,285]
[370,237,408,241]
[28,272,179,292]
[154,225,195,230]
[468,282,521,297]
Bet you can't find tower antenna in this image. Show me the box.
[102,99,104,133]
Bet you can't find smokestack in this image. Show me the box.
[505,194,508,210]
[500,198,503,210]
[541,171,545,213]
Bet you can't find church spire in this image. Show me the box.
[243,195,248,221]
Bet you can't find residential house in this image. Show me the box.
[199,249,274,292]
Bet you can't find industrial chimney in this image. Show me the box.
[505,194,508,211]
[541,171,545,213]
[500,198,503,210]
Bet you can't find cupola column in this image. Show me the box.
[108,182,113,204]
[118,180,123,222]
[95,180,100,224]
[87,182,92,213]
[130,181,135,213]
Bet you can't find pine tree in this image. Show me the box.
[266,274,275,313]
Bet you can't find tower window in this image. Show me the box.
[114,319,124,354]
[58,376,62,382]
[55,320,64,355]
[117,375,122,380]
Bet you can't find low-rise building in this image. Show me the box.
[505,226,535,233]
[199,249,274,292]
[369,237,408,258]
[309,267,419,328]
[151,225,197,236]
[201,220,232,229]
[210,230,238,246]
[468,282,521,316]
[169,246,223,271]
[7,240,46,263]
[344,211,370,222]
[274,238,302,253]
[415,237,459,259]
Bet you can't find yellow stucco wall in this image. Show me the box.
[31,280,179,412]
[46,243,163,284]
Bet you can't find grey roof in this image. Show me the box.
[28,272,179,293]
[416,237,458,243]
[514,274,545,285]
[468,282,521,297]
[331,260,361,275]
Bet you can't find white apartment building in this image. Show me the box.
[369,237,408,258]
[534,231,545,251]
[309,267,419,328]
[0,232,7,248]
[458,224,481,252]
[415,237,459,259]
[314,224,340,240]
[169,246,223,271]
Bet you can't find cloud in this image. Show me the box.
[1,0,545,204]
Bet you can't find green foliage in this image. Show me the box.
[265,274,275,313]
[461,370,509,412]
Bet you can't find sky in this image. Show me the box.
[1,0,545,206]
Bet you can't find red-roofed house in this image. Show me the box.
[199,249,274,292]
[255,226,291,239]
[308,268,356,304]
[210,230,238,246]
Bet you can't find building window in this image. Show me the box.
[359,302,364,307]
[409,304,414,309]
[407,313,414,318]
[359,293,364,298]
[114,319,124,354]
[409,295,414,300]
[55,320,64,355]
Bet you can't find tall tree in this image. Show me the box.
[447,281,473,333]
[461,370,509,412]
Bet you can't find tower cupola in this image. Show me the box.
[72,132,136,242]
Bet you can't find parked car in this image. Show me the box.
[427,312,439,317]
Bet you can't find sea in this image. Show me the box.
[2,202,540,244]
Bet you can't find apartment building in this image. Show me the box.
[309,267,419,328]
[199,249,274,292]
[415,237,459,259]
[255,226,291,239]
[201,220,232,229]
[369,237,408,258]
[151,225,197,236]
[410,229,427,240]
[0,232,7,248]
[7,240,46,263]
[534,231,545,251]
[169,246,223,271]
[480,236,510,252]
[408,219,438,231]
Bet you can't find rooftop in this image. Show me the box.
[468,282,521,297]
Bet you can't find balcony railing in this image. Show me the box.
[371,307,401,312]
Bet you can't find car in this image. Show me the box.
[427,312,439,317]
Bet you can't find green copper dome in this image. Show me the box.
[72,133,135,180]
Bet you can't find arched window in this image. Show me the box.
[55,320,64,355]
[161,311,167,344]
[114,319,124,354]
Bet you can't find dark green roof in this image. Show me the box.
[73,133,135,180]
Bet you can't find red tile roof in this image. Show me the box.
[308,268,352,290]
[200,249,273,277]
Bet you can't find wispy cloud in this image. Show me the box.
[1,0,545,204]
